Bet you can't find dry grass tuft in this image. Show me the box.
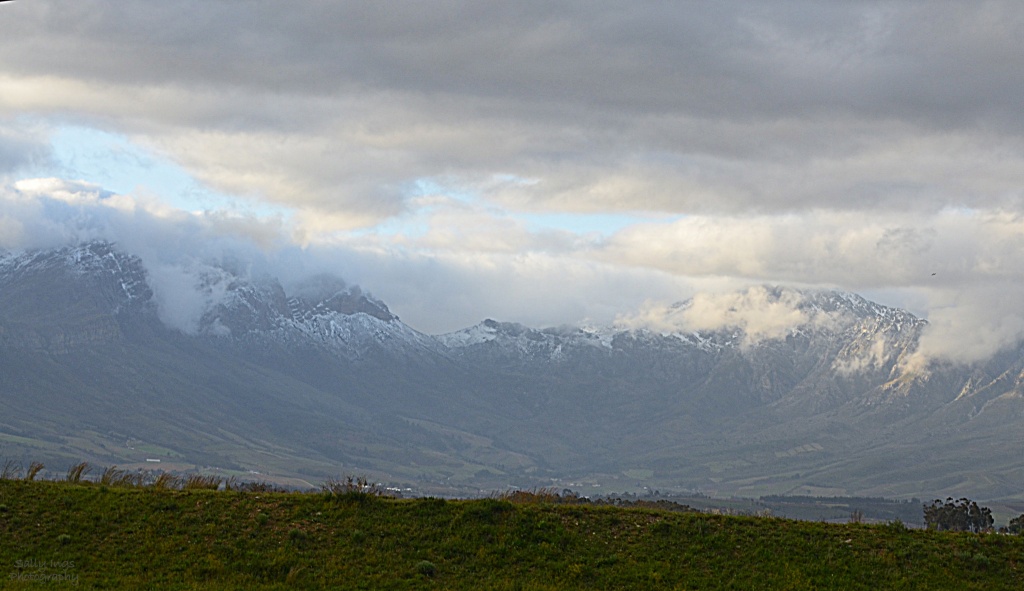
[65,462,91,484]
[183,473,222,490]
[25,461,44,481]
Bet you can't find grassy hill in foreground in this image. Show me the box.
[1,480,1022,590]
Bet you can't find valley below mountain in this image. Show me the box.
[1,241,1022,503]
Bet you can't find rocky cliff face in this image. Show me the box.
[0,242,152,352]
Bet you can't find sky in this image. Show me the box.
[1,1,1024,365]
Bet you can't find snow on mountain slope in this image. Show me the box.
[194,271,444,360]
[0,241,441,359]
[0,241,153,312]
[438,287,927,376]
[0,242,157,351]
[0,241,934,389]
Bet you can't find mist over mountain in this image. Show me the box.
[1,241,1022,502]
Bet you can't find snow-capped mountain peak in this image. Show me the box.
[0,240,153,311]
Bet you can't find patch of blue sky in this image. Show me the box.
[517,211,678,236]
[28,125,290,218]
[350,213,431,239]
[409,177,478,204]
[407,175,678,237]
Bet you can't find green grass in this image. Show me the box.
[1,479,1022,589]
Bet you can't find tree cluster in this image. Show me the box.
[923,497,993,533]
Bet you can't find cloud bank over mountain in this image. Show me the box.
[0,180,690,335]
[3,182,1024,367]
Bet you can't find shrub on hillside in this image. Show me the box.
[322,476,387,502]
[923,497,993,533]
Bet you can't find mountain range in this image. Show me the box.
[1,241,1021,502]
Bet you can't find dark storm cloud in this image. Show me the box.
[6,1,1020,123]
[2,1,1022,217]
[0,123,51,174]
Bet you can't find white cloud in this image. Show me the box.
[615,286,847,346]
[833,333,892,375]
[906,285,1024,369]
[598,209,1024,288]
[145,262,227,335]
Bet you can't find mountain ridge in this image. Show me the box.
[1,241,1021,502]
